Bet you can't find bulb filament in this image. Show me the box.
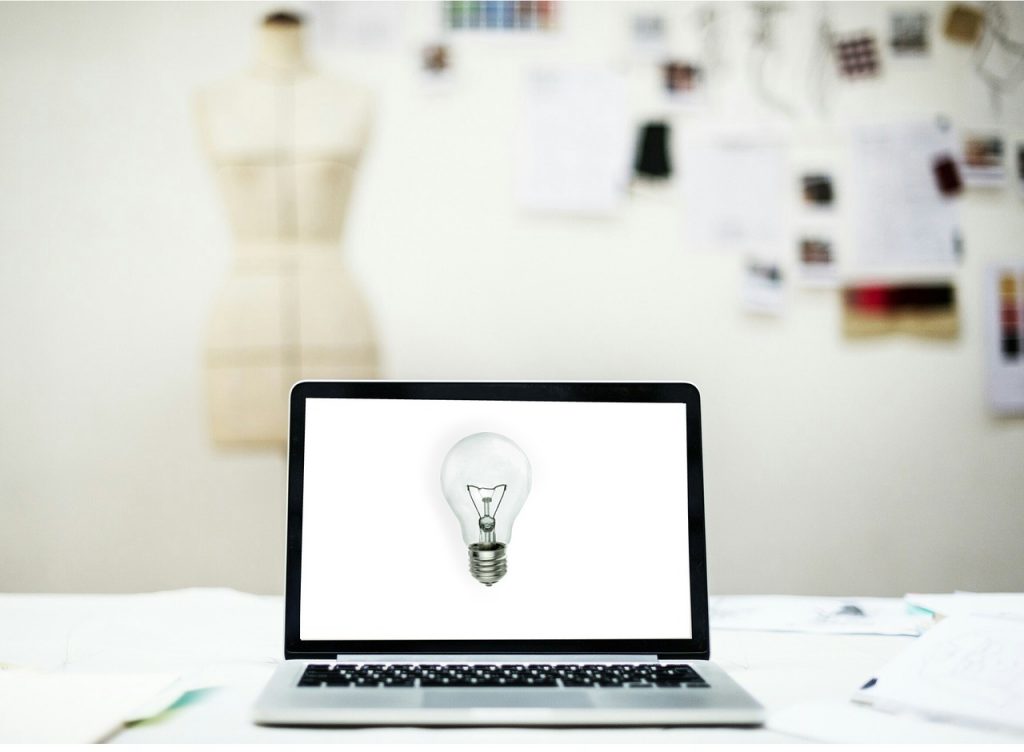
[467,484,506,547]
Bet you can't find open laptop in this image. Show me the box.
[254,381,764,726]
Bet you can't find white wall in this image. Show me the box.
[1,1,1022,596]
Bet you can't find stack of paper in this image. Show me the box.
[854,614,1024,736]
[0,671,180,743]
[710,595,924,636]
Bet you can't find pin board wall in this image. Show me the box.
[0,1,1021,594]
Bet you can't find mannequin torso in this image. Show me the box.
[197,18,378,446]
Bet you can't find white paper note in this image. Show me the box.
[517,69,631,216]
[682,133,789,256]
[848,120,961,271]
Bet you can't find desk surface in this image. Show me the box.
[0,589,1012,743]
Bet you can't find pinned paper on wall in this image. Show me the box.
[630,15,668,61]
[517,69,631,216]
[985,263,1024,415]
[682,134,789,256]
[848,120,962,271]
[310,2,404,50]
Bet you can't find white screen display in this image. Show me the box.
[299,398,691,641]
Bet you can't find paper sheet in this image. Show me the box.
[682,134,788,255]
[854,614,1024,735]
[710,595,924,636]
[309,2,404,50]
[848,120,961,271]
[0,671,179,743]
[517,69,631,216]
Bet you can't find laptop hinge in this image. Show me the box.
[657,652,709,661]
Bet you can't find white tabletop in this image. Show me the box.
[0,589,1010,743]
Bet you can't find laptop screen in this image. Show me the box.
[297,390,693,643]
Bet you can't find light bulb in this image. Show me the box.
[440,432,532,586]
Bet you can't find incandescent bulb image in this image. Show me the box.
[440,432,532,586]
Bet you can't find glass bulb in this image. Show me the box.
[440,432,532,586]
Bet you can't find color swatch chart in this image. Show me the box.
[986,263,1024,415]
[445,1,557,31]
[999,270,1022,361]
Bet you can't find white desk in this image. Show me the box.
[0,589,1011,743]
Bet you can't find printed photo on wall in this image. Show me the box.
[801,173,836,209]
[960,133,1006,187]
[797,236,839,288]
[742,257,785,315]
[833,31,882,78]
[890,11,930,55]
[943,3,984,44]
[662,60,707,108]
[420,43,455,91]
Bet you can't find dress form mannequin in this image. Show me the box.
[197,13,378,446]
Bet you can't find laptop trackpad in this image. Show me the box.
[424,691,594,709]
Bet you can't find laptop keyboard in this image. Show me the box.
[298,663,708,688]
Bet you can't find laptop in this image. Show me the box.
[254,381,764,726]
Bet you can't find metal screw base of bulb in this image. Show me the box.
[468,543,507,586]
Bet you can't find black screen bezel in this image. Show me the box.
[284,381,709,660]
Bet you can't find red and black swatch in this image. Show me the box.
[845,283,955,314]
